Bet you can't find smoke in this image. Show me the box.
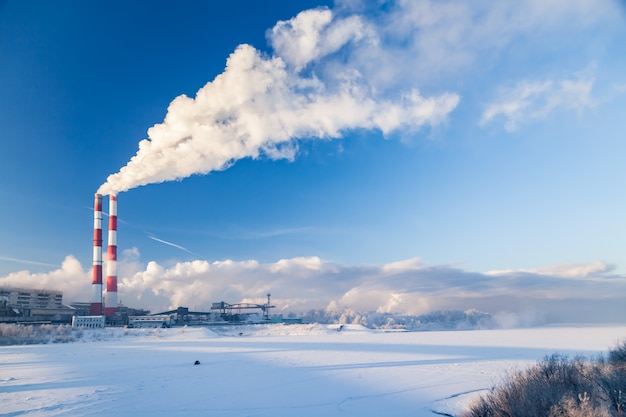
[97,6,459,195]
[96,0,621,195]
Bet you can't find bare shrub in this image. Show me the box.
[0,323,81,345]
[599,340,626,414]
[549,394,612,417]
[462,352,626,417]
[609,340,626,366]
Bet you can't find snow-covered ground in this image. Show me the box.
[2,324,625,417]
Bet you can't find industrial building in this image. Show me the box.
[128,315,172,328]
[72,315,106,328]
[2,193,286,328]
[1,195,289,328]
[86,194,283,327]
[71,301,151,327]
[0,286,74,323]
[0,287,63,309]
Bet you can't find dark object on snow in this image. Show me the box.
[194,360,200,365]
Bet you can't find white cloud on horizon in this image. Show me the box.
[1,253,624,324]
[486,261,614,278]
[0,256,91,304]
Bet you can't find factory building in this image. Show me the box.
[0,287,64,309]
[0,286,74,323]
[72,315,106,328]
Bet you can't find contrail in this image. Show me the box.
[0,256,60,268]
[147,235,195,255]
[88,204,192,255]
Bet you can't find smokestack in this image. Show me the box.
[104,193,118,316]
[89,193,103,315]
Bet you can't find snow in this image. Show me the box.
[2,324,625,417]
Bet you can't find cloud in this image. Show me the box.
[486,261,614,278]
[338,0,619,88]
[0,255,90,304]
[113,256,626,323]
[3,254,623,323]
[480,73,595,131]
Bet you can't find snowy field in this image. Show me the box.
[2,324,625,417]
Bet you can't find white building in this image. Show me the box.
[128,315,172,328]
[72,315,105,328]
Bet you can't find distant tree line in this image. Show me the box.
[300,308,496,330]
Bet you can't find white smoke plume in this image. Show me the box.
[97,0,620,195]
[96,0,621,195]
[97,6,459,195]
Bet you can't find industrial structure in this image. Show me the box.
[4,192,282,327]
[0,284,289,326]
[90,193,103,315]
[211,293,275,322]
[0,286,153,325]
[85,193,274,326]
[0,287,63,309]
[72,315,105,328]
[128,315,172,328]
[0,194,295,328]
[104,193,118,316]
[90,193,118,317]
[0,286,74,324]
[153,295,276,326]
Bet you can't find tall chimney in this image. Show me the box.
[104,193,118,316]
[89,193,103,315]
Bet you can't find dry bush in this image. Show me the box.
[549,394,612,417]
[0,323,79,345]
[462,350,626,417]
[609,340,626,366]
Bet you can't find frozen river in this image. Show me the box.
[2,324,625,417]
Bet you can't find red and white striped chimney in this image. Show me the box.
[104,193,118,316]
[89,193,103,315]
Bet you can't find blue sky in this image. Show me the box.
[1,0,625,321]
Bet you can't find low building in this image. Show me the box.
[128,315,172,328]
[72,315,105,328]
